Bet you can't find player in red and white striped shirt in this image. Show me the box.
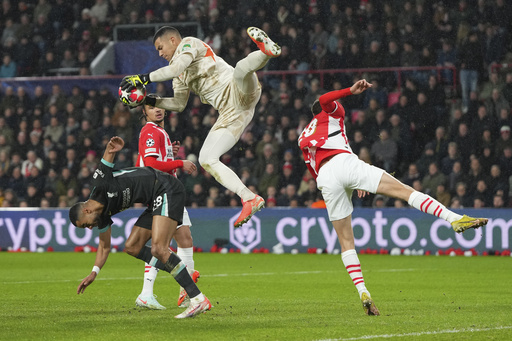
[133,94,200,310]
[299,79,488,315]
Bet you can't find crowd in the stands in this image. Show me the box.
[1,0,512,209]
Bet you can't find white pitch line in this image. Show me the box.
[318,325,512,341]
[0,268,416,285]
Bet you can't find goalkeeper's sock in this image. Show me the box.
[408,191,462,223]
[163,252,201,299]
[342,249,368,299]
[140,263,158,296]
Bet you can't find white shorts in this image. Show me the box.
[177,207,191,229]
[316,153,384,221]
[210,77,261,141]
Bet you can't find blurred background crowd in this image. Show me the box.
[1,0,512,210]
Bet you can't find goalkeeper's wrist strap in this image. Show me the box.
[140,73,151,85]
[92,266,100,275]
[145,96,157,106]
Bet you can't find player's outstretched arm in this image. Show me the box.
[151,88,190,113]
[102,136,124,164]
[77,229,111,294]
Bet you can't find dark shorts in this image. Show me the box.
[135,173,185,229]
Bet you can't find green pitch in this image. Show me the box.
[1,252,511,341]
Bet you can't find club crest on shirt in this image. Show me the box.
[146,138,155,147]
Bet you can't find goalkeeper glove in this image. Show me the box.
[120,73,151,91]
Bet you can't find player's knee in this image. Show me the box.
[124,242,139,257]
[176,236,193,248]
[150,244,167,260]
[198,153,218,170]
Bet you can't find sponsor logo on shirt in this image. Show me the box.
[93,169,105,179]
[145,148,156,153]
[107,192,118,198]
[122,188,131,209]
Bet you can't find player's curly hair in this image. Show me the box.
[69,202,83,227]
[311,100,322,116]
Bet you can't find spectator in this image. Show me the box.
[258,163,279,196]
[421,162,446,197]
[21,150,43,179]
[458,31,484,113]
[0,54,17,78]
[370,129,397,172]
[276,184,301,207]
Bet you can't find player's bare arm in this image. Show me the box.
[102,136,124,163]
[77,229,111,294]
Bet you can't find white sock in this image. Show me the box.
[140,263,158,297]
[408,191,462,223]
[341,249,368,299]
[177,247,195,272]
[190,293,205,304]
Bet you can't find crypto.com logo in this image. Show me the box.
[229,214,261,250]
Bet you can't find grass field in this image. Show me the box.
[1,252,511,341]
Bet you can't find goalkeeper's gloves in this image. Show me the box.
[120,73,151,91]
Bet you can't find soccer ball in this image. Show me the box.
[118,84,146,107]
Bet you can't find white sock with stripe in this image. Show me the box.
[341,249,368,299]
[140,263,158,296]
[407,191,462,223]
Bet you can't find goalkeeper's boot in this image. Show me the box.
[178,270,201,308]
[234,195,265,227]
[174,296,211,319]
[135,294,166,310]
[451,215,488,233]
[361,292,380,316]
[247,27,282,57]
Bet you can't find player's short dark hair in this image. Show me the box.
[311,100,322,116]
[69,202,83,227]
[153,26,181,44]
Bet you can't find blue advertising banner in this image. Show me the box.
[0,208,510,253]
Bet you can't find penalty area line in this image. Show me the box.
[318,325,512,341]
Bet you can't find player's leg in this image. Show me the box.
[375,172,488,232]
[124,220,165,310]
[331,216,380,316]
[152,215,211,318]
[232,27,280,94]
[199,128,265,227]
[173,208,200,307]
[316,157,379,316]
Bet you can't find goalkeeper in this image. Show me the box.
[120,26,281,228]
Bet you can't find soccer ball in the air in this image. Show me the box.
[118,84,146,107]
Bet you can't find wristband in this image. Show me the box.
[92,266,100,275]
